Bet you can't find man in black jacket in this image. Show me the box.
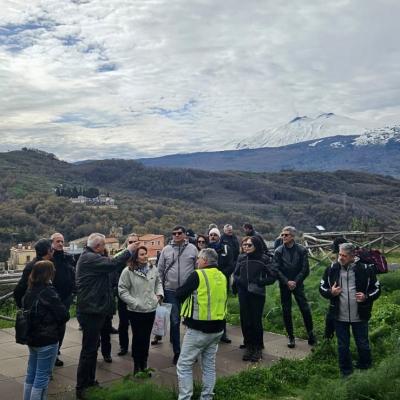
[274,226,315,348]
[221,224,240,264]
[75,233,138,399]
[208,227,234,343]
[50,232,76,367]
[320,242,380,377]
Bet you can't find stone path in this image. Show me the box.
[0,318,311,400]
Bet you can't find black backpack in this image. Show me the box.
[15,290,44,345]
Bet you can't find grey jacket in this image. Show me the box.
[118,265,164,313]
[157,240,198,290]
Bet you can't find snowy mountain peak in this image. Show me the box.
[233,113,376,150]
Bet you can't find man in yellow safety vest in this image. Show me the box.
[175,248,227,400]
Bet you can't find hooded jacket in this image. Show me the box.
[157,240,197,291]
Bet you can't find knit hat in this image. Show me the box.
[209,228,221,237]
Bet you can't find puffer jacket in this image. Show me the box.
[157,240,197,290]
[76,247,131,315]
[319,260,381,321]
[22,284,69,347]
[233,253,276,296]
[118,264,164,313]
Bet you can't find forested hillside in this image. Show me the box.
[1,148,400,261]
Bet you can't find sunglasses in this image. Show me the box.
[281,233,291,237]
[172,232,184,236]
[242,243,254,248]
[128,240,139,244]
[197,240,206,244]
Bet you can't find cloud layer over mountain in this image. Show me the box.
[1,0,399,160]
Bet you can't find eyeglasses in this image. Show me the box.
[242,243,254,248]
[281,233,291,237]
[197,240,206,244]
[172,232,183,236]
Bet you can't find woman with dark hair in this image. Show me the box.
[118,246,164,376]
[196,234,208,251]
[22,260,69,400]
[233,236,276,362]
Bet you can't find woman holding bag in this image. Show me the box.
[22,260,69,400]
[118,246,164,376]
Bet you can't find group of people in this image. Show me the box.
[13,222,381,400]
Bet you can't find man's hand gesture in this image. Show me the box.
[331,282,342,297]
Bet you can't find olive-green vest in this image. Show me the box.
[181,268,227,321]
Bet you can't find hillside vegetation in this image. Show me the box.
[1,149,400,260]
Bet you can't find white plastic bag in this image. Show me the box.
[151,303,172,337]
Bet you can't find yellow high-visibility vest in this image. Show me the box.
[181,268,227,321]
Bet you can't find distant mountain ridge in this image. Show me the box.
[139,128,400,177]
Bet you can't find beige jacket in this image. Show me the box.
[118,264,164,313]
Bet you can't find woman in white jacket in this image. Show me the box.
[118,246,163,375]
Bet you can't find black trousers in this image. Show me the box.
[238,288,265,348]
[128,310,156,369]
[279,284,313,338]
[58,295,73,353]
[118,297,130,351]
[100,315,112,357]
[76,313,106,390]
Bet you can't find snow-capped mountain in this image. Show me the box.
[234,113,377,149]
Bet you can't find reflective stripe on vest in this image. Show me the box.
[181,268,227,321]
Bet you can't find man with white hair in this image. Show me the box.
[221,224,240,264]
[320,242,380,377]
[75,233,139,399]
[274,226,315,348]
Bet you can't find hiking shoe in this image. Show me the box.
[250,348,262,362]
[308,333,317,346]
[118,349,128,356]
[287,337,296,349]
[54,358,64,367]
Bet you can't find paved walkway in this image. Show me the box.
[0,319,311,400]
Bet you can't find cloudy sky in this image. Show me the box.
[1,0,399,161]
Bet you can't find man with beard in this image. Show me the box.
[208,227,234,343]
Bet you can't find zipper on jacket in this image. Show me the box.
[347,268,351,322]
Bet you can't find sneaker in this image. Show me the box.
[151,335,162,345]
[54,358,64,367]
[287,337,296,349]
[173,353,180,365]
[103,355,112,363]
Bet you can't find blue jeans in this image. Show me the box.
[177,328,223,400]
[164,289,181,355]
[335,320,371,376]
[24,343,59,399]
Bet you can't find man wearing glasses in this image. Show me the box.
[274,226,316,348]
[158,226,198,365]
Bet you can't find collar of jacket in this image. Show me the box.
[169,239,189,247]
